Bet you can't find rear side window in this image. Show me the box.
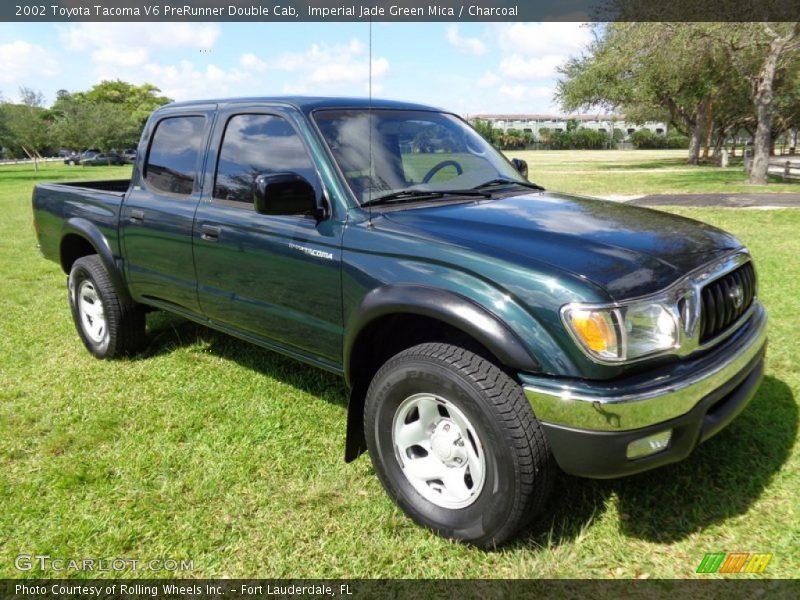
[145,116,205,196]
[214,114,317,203]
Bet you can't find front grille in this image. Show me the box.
[699,261,756,343]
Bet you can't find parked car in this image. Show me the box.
[121,149,137,164]
[80,152,125,166]
[32,97,767,547]
[64,149,100,166]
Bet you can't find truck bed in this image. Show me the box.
[32,180,130,267]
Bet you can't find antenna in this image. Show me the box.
[367,15,373,227]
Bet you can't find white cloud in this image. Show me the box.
[0,41,59,89]
[247,39,389,95]
[239,53,267,72]
[498,54,567,80]
[477,72,501,87]
[445,26,487,55]
[495,23,593,57]
[55,23,227,101]
[61,23,220,53]
[59,23,220,70]
[137,60,246,100]
[472,22,593,112]
[91,47,149,68]
[497,85,553,102]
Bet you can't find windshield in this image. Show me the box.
[313,109,529,205]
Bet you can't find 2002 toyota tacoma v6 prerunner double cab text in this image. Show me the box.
[32,97,767,547]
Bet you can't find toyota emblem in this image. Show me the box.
[729,285,744,309]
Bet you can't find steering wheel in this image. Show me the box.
[421,160,464,184]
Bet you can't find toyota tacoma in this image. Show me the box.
[32,97,767,547]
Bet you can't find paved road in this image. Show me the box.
[627,193,800,208]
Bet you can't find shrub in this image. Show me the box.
[630,129,689,149]
[548,128,610,150]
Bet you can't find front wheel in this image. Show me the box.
[364,343,554,547]
[68,255,146,358]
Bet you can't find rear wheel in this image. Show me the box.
[68,255,146,358]
[364,343,554,547]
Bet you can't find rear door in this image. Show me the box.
[193,106,344,365]
[120,107,215,312]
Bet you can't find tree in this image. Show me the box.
[52,91,140,152]
[4,87,52,170]
[691,23,800,183]
[74,80,172,126]
[556,23,727,165]
[557,21,800,181]
[471,119,499,146]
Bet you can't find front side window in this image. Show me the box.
[313,109,527,204]
[214,114,317,203]
[144,116,205,196]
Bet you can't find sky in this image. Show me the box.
[0,22,596,116]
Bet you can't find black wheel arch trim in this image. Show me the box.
[342,284,541,462]
[343,284,541,386]
[61,218,133,304]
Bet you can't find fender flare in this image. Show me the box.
[61,217,133,304]
[342,284,542,461]
[344,284,540,386]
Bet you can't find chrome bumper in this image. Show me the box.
[523,302,767,431]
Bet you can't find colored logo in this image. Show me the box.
[696,552,772,574]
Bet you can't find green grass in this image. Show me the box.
[510,149,800,196]
[0,158,798,579]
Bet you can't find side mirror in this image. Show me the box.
[253,172,324,218]
[511,158,528,179]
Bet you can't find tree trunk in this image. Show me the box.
[687,124,702,165]
[749,32,792,184]
[703,100,713,160]
[21,146,38,172]
[686,101,709,165]
[712,129,725,161]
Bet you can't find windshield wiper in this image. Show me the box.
[474,178,544,191]
[361,188,491,207]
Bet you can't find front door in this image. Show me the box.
[193,109,343,365]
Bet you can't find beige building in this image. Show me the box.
[469,113,668,137]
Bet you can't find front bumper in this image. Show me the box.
[522,302,767,478]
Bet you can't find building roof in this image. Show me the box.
[471,113,624,121]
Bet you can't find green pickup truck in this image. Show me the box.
[32,97,767,547]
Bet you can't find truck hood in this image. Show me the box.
[381,191,742,299]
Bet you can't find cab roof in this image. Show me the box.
[159,96,444,114]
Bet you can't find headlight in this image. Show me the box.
[563,301,679,363]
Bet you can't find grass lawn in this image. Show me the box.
[0,158,798,579]
[511,149,800,197]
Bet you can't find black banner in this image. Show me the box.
[2,580,800,600]
[3,0,799,22]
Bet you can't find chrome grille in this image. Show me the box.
[699,261,756,343]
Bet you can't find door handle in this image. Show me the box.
[200,224,221,242]
[129,209,144,224]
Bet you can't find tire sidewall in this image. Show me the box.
[68,260,112,358]
[367,357,520,542]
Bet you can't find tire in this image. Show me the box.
[68,255,146,359]
[364,343,554,548]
